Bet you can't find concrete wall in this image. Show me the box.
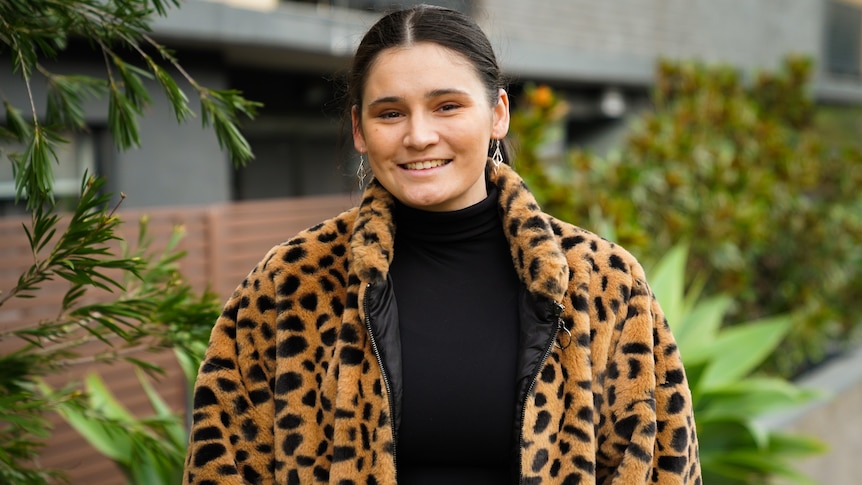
[156,0,834,85]
[478,0,824,84]
[109,69,232,208]
[759,346,862,485]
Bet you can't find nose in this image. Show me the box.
[403,113,439,150]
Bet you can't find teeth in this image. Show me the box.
[403,159,448,170]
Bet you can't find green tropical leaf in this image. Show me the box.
[649,243,688,329]
[699,315,792,389]
[719,451,820,485]
[696,377,819,421]
[39,377,132,462]
[676,294,732,362]
[768,432,829,456]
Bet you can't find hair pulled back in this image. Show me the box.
[346,4,509,163]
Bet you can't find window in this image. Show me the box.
[0,131,97,215]
[826,1,862,78]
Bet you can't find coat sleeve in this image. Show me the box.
[597,259,701,485]
[183,258,278,485]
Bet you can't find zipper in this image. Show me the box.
[518,301,564,484]
[363,282,398,474]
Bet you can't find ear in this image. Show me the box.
[490,88,510,139]
[352,105,367,153]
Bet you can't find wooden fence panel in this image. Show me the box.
[0,193,354,484]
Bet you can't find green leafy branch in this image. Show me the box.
[0,178,218,481]
[1,0,261,210]
[1,1,234,482]
[1,173,217,363]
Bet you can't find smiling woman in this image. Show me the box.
[182,4,702,485]
[351,42,509,212]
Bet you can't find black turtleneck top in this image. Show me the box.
[389,186,522,484]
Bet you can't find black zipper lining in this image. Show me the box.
[363,282,398,475]
[518,301,564,484]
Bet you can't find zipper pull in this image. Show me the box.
[552,302,572,350]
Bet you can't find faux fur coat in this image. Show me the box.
[182,163,701,485]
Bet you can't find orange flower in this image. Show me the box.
[530,85,554,109]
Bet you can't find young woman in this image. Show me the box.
[183,5,701,484]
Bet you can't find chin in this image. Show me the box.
[398,190,447,208]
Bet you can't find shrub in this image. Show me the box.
[510,58,862,376]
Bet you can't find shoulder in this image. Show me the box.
[253,207,359,278]
[549,217,644,274]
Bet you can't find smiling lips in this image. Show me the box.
[401,159,451,170]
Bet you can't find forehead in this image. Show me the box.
[362,42,484,100]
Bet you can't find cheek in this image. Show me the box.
[365,127,399,153]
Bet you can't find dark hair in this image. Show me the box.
[346,4,510,164]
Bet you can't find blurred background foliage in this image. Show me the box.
[511,56,862,378]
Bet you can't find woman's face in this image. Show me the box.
[352,42,509,212]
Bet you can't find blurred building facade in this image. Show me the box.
[2,0,862,211]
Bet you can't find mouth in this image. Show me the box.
[401,159,451,171]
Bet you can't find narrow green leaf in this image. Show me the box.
[22,221,35,250]
[19,125,62,208]
[150,0,183,16]
[147,59,192,122]
[199,89,261,167]
[648,243,688,330]
[41,377,133,462]
[61,285,88,310]
[173,347,199,389]
[111,56,153,111]
[136,368,185,447]
[77,318,121,345]
[124,357,165,376]
[45,74,107,129]
[36,227,57,254]
[108,83,142,150]
[3,101,31,142]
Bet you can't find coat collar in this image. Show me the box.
[349,163,569,304]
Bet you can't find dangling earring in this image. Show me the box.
[356,153,368,190]
[491,139,504,171]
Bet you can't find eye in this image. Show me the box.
[438,103,461,112]
[378,110,402,120]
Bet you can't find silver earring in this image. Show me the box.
[356,153,368,190]
[491,139,504,170]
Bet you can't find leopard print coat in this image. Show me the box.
[183,163,701,485]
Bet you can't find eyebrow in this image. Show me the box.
[366,88,472,108]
